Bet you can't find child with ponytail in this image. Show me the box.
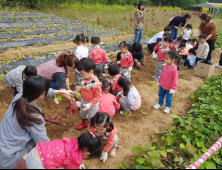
[90,112,118,162]
[117,76,141,115]
[154,51,179,114]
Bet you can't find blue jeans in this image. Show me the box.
[50,81,60,90]
[184,59,192,68]
[219,53,222,66]
[171,28,178,40]
[134,29,143,42]
[196,57,204,65]
[158,86,173,108]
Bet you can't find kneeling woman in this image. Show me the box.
[0,76,73,169]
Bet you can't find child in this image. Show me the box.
[26,132,102,169]
[89,37,108,81]
[90,112,118,162]
[75,58,102,130]
[73,33,89,85]
[108,64,123,96]
[182,24,192,43]
[192,38,198,48]
[172,37,183,51]
[152,36,173,81]
[98,80,120,119]
[186,39,193,49]
[183,49,196,68]
[154,51,179,114]
[4,65,37,96]
[117,76,141,115]
[117,41,134,80]
[131,42,144,69]
[179,42,190,61]
[195,34,209,63]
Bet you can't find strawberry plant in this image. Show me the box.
[119,73,222,169]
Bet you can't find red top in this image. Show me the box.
[78,75,102,106]
[159,64,178,90]
[98,92,120,116]
[36,138,82,169]
[89,48,108,65]
[110,74,122,92]
[120,51,134,68]
[153,43,170,61]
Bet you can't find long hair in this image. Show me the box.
[117,76,131,96]
[12,76,51,130]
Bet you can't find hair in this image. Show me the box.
[91,37,100,45]
[164,26,173,32]
[78,132,102,159]
[138,1,145,10]
[193,38,198,43]
[185,24,192,29]
[183,13,191,19]
[119,41,128,49]
[117,76,131,96]
[200,13,211,23]
[163,36,173,43]
[165,50,180,70]
[179,42,186,48]
[56,53,79,70]
[187,39,193,44]
[23,66,37,77]
[189,48,195,55]
[73,33,89,44]
[177,37,183,41]
[12,76,51,130]
[163,33,172,37]
[77,58,96,72]
[101,79,112,93]
[132,42,142,53]
[90,112,114,133]
[108,64,120,76]
[199,34,207,39]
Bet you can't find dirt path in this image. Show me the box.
[0,49,221,169]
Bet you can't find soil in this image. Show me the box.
[0,49,221,169]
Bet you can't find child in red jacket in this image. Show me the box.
[152,36,173,81]
[90,112,118,163]
[75,58,102,130]
[98,80,120,119]
[89,37,108,81]
[117,41,134,81]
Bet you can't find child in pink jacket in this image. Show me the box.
[98,80,120,119]
[89,37,108,81]
[154,51,179,114]
[25,132,102,169]
[179,42,190,61]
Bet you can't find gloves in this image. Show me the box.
[169,89,175,94]
[117,61,121,65]
[82,103,91,111]
[157,82,160,87]
[79,164,85,169]
[100,152,108,163]
[54,97,59,104]
[128,66,132,71]
[152,52,157,58]
[76,101,81,108]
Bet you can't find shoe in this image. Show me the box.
[153,103,161,109]
[102,73,110,77]
[164,107,171,114]
[109,148,116,157]
[182,66,187,68]
[75,119,88,130]
[152,56,158,59]
[120,111,132,115]
[180,59,184,62]
[216,64,222,69]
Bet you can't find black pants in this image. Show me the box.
[219,53,222,66]
[182,39,188,43]
[12,87,19,97]
[206,40,215,61]
[182,55,187,60]
[147,43,158,51]
[117,52,121,61]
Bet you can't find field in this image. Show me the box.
[0,5,222,169]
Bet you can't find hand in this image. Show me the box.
[117,91,123,96]
[128,66,132,71]
[106,79,111,83]
[76,101,81,108]
[157,82,160,87]
[121,94,127,99]
[152,52,157,58]
[169,89,175,94]
[79,164,85,169]
[100,152,108,163]
[82,103,91,111]
[202,54,205,57]
[117,61,121,65]
[195,50,197,53]
[62,90,74,97]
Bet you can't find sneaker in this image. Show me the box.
[102,73,110,77]
[152,56,158,59]
[109,148,116,157]
[164,107,171,114]
[153,103,161,109]
[182,66,187,68]
[180,59,184,62]
[216,64,222,69]
[120,111,132,115]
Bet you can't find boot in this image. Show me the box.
[75,119,88,130]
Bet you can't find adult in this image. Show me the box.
[134,1,147,43]
[168,13,191,40]
[216,52,222,69]
[199,13,217,61]
[37,53,79,99]
[147,26,173,51]
[0,76,73,169]
[4,65,37,96]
